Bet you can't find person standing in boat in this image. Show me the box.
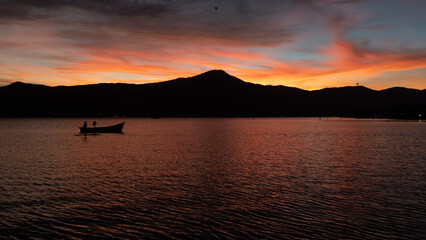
[92,121,97,128]
[83,121,88,137]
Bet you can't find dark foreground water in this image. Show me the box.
[0,118,425,239]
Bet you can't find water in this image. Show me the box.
[0,118,425,239]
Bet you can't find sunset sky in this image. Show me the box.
[0,0,425,90]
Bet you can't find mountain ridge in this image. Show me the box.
[0,70,425,118]
[4,69,424,92]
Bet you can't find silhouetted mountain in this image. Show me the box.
[0,70,425,119]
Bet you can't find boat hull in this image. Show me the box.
[80,122,124,133]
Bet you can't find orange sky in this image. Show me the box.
[0,0,425,90]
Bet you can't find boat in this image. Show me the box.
[80,122,124,133]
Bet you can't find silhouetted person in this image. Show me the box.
[92,121,97,128]
[83,121,87,137]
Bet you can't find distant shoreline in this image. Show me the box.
[0,117,423,122]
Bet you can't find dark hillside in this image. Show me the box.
[0,70,425,119]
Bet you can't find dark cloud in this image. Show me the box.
[68,0,173,17]
[0,0,309,46]
[0,0,374,49]
[0,0,173,18]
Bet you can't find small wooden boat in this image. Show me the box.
[80,122,124,133]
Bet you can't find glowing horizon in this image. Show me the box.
[1,0,426,90]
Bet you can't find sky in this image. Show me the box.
[0,0,425,90]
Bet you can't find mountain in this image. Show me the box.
[0,70,425,118]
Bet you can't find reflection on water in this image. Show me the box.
[0,118,425,239]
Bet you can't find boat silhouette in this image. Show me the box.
[80,122,124,133]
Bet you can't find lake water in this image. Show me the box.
[0,118,425,239]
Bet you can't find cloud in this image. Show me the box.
[324,12,426,70]
[0,0,302,46]
[0,0,426,90]
[0,0,172,18]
